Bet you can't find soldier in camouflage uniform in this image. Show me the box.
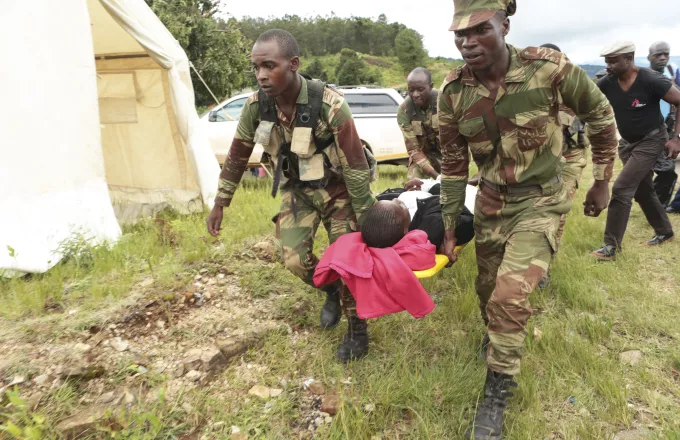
[206,30,376,363]
[439,2,618,438]
[397,67,442,179]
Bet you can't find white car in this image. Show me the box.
[200,86,408,167]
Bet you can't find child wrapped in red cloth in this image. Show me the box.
[314,199,437,320]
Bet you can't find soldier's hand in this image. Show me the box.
[665,137,680,160]
[404,179,423,191]
[441,235,458,268]
[206,205,224,237]
[583,180,610,217]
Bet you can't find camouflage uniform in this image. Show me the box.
[439,45,618,376]
[397,91,442,179]
[555,107,589,250]
[216,77,376,316]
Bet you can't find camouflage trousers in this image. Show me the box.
[276,182,358,318]
[554,148,587,252]
[475,179,571,376]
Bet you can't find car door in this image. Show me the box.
[203,96,253,165]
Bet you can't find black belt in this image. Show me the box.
[623,126,664,144]
[481,175,561,195]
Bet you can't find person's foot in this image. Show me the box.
[591,245,617,261]
[646,232,675,246]
[538,269,551,289]
[478,333,490,361]
[336,316,369,363]
[465,369,517,440]
[320,286,341,330]
[666,206,680,214]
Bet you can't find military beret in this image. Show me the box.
[600,41,636,57]
[449,0,517,32]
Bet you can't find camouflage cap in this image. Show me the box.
[449,0,517,32]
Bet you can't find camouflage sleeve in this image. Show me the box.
[438,83,469,233]
[557,61,617,181]
[397,104,437,175]
[215,97,257,207]
[325,92,376,222]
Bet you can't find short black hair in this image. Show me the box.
[540,43,561,52]
[408,67,432,84]
[255,29,299,59]
[360,204,405,248]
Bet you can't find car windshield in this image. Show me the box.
[344,93,399,114]
[212,97,248,122]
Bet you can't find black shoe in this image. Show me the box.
[336,316,369,363]
[478,334,490,362]
[320,285,341,330]
[646,232,674,246]
[537,269,551,289]
[465,369,518,440]
[591,244,617,261]
[667,206,680,214]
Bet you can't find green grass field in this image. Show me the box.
[1,162,680,440]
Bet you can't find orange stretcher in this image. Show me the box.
[413,244,466,279]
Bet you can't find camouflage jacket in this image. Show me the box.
[216,77,376,220]
[397,92,441,175]
[438,45,618,231]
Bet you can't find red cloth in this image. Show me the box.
[313,230,436,319]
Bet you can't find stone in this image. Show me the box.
[182,349,203,371]
[33,374,50,387]
[56,405,110,438]
[269,388,283,398]
[110,337,129,352]
[8,375,26,386]
[182,402,194,413]
[248,385,282,400]
[620,350,643,366]
[533,328,543,343]
[325,416,333,424]
[231,426,241,434]
[139,277,154,287]
[74,343,91,353]
[321,395,339,415]
[123,390,136,405]
[172,364,185,378]
[200,347,227,371]
[156,320,166,330]
[307,381,325,395]
[99,392,116,404]
[364,403,375,412]
[314,417,323,426]
[185,370,202,381]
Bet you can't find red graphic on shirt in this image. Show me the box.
[631,98,646,108]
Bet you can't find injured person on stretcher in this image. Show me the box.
[313,178,477,321]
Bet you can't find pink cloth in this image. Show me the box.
[313,230,436,319]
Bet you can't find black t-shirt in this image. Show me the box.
[597,68,672,142]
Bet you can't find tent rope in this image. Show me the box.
[189,62,220,105]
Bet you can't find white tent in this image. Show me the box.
[0,0,220,276]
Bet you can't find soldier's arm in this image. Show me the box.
[397,105,438,177]
[438,85,469,233]
[558,61,617,181]
[327,95,376,222]
[214,97,257,207]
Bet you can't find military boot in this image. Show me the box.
[466,369,518,440]
[320,284,341,330]
[336,316,369,363]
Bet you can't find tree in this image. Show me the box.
[336,49,380,86]
[395,28,427,74]
[304,58,327,81]
[145,0,250,107]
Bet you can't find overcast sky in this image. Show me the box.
[223,0,680,65]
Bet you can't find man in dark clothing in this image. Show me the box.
[592,41,680,260]
[648,42,679,206]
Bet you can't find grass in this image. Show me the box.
[1,162,680,439]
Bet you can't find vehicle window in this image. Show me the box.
[344,94,399,114]
[212,97,248,122]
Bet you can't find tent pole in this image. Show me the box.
[190,62,220,105]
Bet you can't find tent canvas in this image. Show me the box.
[0,0,220,276]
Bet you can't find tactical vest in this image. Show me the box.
[404,89,441,154]
[256,80,334,197]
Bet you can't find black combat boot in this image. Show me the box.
[320,285,341,330]
[336,316,369,363]
[466,369,518,440]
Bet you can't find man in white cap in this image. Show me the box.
[592,41,680,260]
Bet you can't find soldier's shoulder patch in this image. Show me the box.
[520,46,563,65]
[441,66,463,88]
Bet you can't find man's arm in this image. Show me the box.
[438,86,469,233]
[397,105,439,178]
[558,61,617,217]
[328,95,376,223]
[662,85,680,158]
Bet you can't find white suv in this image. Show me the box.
[200,86,408,167]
